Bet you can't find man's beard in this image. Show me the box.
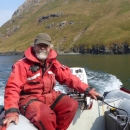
[35,50,48,61]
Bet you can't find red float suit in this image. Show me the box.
[4,47,89,130]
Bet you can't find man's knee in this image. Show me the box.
[24,102,50,120]
[64,96,78,110]
[54,95,78,112]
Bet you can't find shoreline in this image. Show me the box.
[0,51,130,56]
[0,51,23,56]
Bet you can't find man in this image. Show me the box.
[2,33,101,130]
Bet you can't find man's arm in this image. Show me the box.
[3,61,27,127]
[51,59,101,99]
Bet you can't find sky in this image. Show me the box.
[0,0,25,27]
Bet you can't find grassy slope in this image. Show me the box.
[0,0,130,52]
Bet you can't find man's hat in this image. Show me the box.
[34,33,51,46]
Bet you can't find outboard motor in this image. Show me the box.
[54,67,93,110]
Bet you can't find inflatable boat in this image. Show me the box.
[0,67,130,130]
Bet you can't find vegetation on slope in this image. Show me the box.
[0,0,130,52]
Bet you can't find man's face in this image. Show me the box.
[34,43,51,61]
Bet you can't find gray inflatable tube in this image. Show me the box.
[7,114,37,130]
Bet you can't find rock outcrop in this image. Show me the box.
[12,0,42,18]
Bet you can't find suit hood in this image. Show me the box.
[24,47,57,63]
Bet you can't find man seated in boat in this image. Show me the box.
[1,33,100,130]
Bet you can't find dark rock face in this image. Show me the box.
[38,12,63,23]
[72,42,130,55]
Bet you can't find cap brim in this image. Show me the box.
[35,39,51,46]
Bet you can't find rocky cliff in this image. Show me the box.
[12,0,43,18]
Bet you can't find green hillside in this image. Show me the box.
[0,0,130,52]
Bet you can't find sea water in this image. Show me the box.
[0,54,129,105]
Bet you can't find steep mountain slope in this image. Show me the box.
[0,0,130,52]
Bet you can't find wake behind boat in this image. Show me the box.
[0,67,130,130]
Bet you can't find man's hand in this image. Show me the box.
[3,113,19,128]
[89,88,102,100]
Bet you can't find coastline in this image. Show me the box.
[58,52,81,55]
[0,51,130,56]
[0,51,23,56]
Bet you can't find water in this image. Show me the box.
[0,55,23,105]
[0,54,130,105]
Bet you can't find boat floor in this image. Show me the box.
[68,100,106,130]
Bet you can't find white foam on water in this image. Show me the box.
[0,88,4,105]
[0,85,5,105]
[0,96,4,105]
[85,68,122,95]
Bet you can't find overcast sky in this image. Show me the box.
[0,0,25,27]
